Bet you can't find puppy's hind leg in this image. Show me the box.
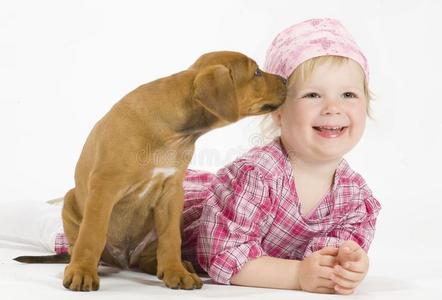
[138,241,158,275]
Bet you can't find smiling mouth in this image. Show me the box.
[312,126,348,138]
[312,126,346,132]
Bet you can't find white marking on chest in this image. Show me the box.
[152,167,177,178]
[138,167,177,199]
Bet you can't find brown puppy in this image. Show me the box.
[54,51,286,291]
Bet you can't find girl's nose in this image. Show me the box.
[320,98,341,115]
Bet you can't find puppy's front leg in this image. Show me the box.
[154,179,203,290]
[63,184,119,291]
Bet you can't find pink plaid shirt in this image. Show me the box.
[55,137,381,285]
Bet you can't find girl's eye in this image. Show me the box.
[255,68,263,77]
[303,92,320,98]
[343,92,358,98]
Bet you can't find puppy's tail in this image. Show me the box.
[14,253,70,264]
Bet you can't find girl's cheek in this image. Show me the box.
[354,106,367,124]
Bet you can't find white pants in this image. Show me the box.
[0,199,63,252]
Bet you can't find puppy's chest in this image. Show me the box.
[105,167,178,267]
[110,166,178,227]
[136,167,178,201]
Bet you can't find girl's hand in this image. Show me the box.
[297,247,339,294]
[332,240,369,295]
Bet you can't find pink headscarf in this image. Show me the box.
[264,18,369,81]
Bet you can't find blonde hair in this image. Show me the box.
[260,55,374,142]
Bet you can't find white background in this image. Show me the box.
[1,0,442,286]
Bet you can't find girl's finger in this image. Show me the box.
[334,284,355,295]
[318,266,335,280]
[331,273,358,289]
[334,264,365,281]
[342,240,360,251]
[317,277,335,289]
[319,255,337,267]
[319,246,339,256]
[346,249,362,262]
[343,261,367,273]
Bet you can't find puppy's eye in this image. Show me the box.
[255,68,263,77]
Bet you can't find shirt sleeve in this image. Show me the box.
[303,188,381,258]
[196,162,272,284]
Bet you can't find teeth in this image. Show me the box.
[324,127,340,130]
[316,126,343,130]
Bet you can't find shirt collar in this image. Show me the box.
[270,136,351,187]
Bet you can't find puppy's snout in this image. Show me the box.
[276,75,288,100]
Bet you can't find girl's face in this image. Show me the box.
[272,59,367,163]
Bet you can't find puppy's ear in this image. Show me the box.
[192,65,239,122]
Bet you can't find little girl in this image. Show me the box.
[181,18,381,294]
[8,18,380,295]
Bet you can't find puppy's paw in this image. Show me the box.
[158,264,203,290]
[63,263,100,291]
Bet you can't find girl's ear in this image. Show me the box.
[270,109,282,127]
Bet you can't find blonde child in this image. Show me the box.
[216,18,380,294]
[8,18,380,295]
